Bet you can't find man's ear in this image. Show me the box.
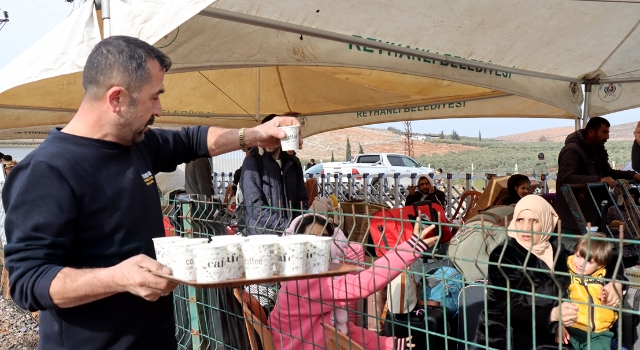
[106,87,126,114]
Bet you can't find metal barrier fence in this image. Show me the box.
[161,195,640,350]
[212,172,558,219]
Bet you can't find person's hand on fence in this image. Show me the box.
[113,254,178,301]
[555,325,571,344]
[600,177,616,188]
[550,302,579,326]
[600,281,623,307]
[418,223,439,247]
[249,116,302,150]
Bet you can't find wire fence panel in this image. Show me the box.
[157,194,640,350]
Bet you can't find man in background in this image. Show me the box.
[556,117,640,235]
[405,175,446,207]
[533,152,548,181]
[305,158,316,170]
[240,114,308,235]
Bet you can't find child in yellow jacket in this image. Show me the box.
[563,233,618,350]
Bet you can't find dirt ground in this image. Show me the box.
[0,297,39,350]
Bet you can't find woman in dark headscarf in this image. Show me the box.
[501,174,531,205]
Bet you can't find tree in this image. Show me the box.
[439,131,445,139]
[358,143,364,154]
[331,151,335,162]
[451,130,460,140]
[479,130,482,142]
[346,137,352,161]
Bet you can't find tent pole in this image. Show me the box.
[102,0,111,38]
[582,84,592,129]
[198,8,580,84]
[575,117,580,131]
[256,67,260,121]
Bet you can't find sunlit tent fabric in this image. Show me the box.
[1,0,639,139]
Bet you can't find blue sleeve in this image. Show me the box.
[240,156,288,235]
[143,126,210,174]
[2,161,74,311]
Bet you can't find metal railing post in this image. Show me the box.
[465,173,471,191]
[410,173,417,186]
[446,173,453,217]
[334,173,340,200]
[378,173,384,204]
[212,172,219,196]
[363,173,369,203]
[347,174,353,200]
[320,174,326,197]
[393,173,400,208]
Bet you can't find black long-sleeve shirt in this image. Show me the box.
[2,127,209,349]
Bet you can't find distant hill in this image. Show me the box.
[495,121,637,142]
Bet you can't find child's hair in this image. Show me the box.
[294,215,334,237]
[574,233,612,267]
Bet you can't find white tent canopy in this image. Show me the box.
[1,0,639,139]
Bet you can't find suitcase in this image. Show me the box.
[621,287,640,350]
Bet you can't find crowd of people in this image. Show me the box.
[2,34,640,350]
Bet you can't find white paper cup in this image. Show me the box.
[165,239,208,275]
[241,241,277,279]
[279,125,300,151]
[226,243,245,279]
[306,236,333,273]
[152,237,186,266]
[192,243,228,283]
[171,253,196,280]
[278,240,308,276]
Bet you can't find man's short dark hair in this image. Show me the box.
[82,36,172,105]
[310,159,315,163]
[538,153,545,160]
[261,114,277,124]
[584,117,610,133]
[2,155,12,162]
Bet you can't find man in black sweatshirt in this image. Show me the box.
[2,36,301,350]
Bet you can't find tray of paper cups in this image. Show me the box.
[151,235,363,288]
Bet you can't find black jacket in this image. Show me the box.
[476,238,571,350]
[555,130,635,231]
[404,189,446,207]
[240,147,308,235]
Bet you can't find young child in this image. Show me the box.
[269,214,437,350]
[563,233,619,350]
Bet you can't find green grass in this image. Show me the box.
[415,139,634,175]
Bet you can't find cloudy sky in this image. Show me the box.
[2,0,638,138]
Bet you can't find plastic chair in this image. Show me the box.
[234,288,273,350]
[450,190,482,223]
[322,322,364,350]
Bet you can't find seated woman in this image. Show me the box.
[475,195,623,350]
[501,174,531,205]
[269,214,438,350]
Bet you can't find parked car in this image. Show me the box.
[304,163,323,176]
[321,153,433,187]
